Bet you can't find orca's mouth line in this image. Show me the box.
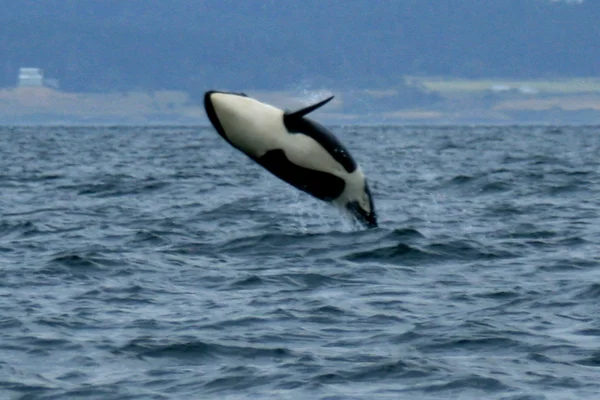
[203,91,228,140]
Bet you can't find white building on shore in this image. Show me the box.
[18,68,44,87]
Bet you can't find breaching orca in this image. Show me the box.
[204,90,377,228]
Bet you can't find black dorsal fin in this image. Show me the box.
[287,96,334,119]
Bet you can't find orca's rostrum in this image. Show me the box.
[204,91,377,228]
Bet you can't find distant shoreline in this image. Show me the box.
[2,77,600,125]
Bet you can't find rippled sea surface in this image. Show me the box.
[1,125,600,399]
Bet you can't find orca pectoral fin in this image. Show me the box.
[286,96,334,119]
[258,149,345,201]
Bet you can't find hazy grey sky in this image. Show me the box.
[1,0,597,91]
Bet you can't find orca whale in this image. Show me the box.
[204,90,377,228]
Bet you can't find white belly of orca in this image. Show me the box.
[204,91,377,228]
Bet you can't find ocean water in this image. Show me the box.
[1,125,600,400]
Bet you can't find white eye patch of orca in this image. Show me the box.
[204,90,377,228]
